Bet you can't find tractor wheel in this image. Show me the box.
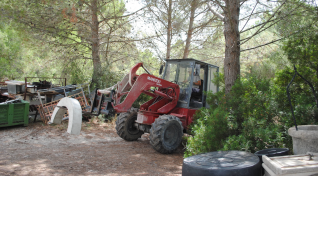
[150,115,183,154]
[116,108,143,141]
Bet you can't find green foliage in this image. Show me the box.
[184,106,228,157]
[283,34,318,77]
[184,72,313,157]
[90,65,122,90]
[132,93,153,109]
[0,22,23,79]
[222,76,290,152]
[222,118,288,153]
[1,0,139,88]
[274,66,318,126]
[185,1,318,159]
[274,0,318,127]
[62,61,85,85]
[137,49,161,77]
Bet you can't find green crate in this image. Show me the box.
[0,100,29,127]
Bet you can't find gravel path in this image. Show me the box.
[0,120,184,176]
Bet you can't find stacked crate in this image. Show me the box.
[0,100,29,127]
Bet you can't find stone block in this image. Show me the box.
[262,152,318,176]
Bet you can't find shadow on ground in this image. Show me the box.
[0,121,184,176]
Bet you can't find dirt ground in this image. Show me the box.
[0,118,184,176]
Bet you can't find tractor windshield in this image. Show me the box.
[163,61,194,103]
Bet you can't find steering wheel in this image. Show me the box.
[179,81,190,89]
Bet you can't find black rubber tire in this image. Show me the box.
[149,115,183,154]
[182,150,262,176]
[115,109,143,141]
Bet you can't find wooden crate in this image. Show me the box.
[36,91,89,124]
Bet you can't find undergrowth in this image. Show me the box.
[185,69,318,158]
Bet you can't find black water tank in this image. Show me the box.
[255,148,289,163]
[255,148,289,175]
[182,150,262,176]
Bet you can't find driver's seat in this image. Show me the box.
[189,79,203,108]
[191,79,203,101]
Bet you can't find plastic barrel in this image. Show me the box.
[182,151,262,176]
[255,148,289,175]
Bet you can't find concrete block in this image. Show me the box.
[288,125,318,154]
[262,152,318,176]
[50,97,82,135]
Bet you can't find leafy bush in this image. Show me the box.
[185,107,228,157]
[184,70,318,157]
[90,65,122,90]
[0,22,23,78]
[274,66,318,126]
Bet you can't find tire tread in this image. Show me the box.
[115,108,143,141]
[149,115,183,154]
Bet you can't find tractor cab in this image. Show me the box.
[92,60,219,154]
[160,59,219,109]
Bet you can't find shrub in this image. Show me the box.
[274,66,318,126]
[184,71,312,157]
[184,107,228,157]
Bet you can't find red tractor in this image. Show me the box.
[90,59,219,153]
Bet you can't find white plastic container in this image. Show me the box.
[27,85,37,93]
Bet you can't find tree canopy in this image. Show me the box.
[1,0,317,91]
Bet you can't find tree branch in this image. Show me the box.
[207,2,224,21]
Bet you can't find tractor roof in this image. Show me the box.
[164,58,219,68]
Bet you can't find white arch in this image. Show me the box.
[50,97,82,135]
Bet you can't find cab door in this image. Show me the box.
[204,65,219,108]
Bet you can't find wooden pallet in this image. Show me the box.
[36,91,89,124]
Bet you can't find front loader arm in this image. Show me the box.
[113,73,180,113]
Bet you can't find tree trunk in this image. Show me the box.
[166,0,172,59]
[183,0,197,59]
[223,0,240,94]
[91,0,102,89]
